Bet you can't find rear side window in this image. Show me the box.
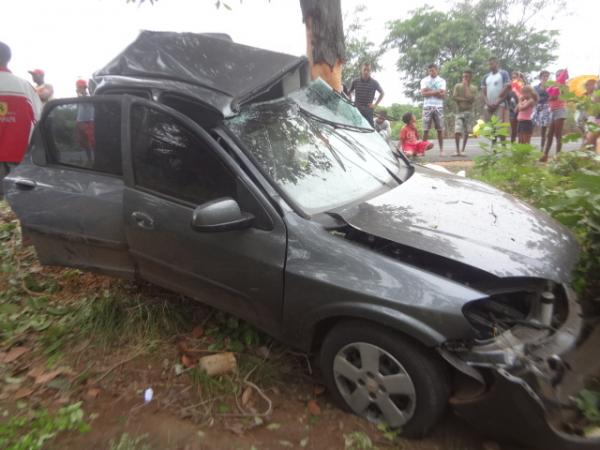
[130,105,236,205]
[44,101,122,175]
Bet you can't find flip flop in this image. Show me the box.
[451,153,462,157]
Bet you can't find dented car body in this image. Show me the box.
[3,32,598,448]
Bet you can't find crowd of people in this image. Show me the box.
[347,57,600,161]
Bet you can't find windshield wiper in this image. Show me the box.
[299,108,373,133]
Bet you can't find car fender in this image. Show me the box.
[299,302,448,351]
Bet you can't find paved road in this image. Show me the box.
[413,136,580,163]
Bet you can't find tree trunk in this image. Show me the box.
[300,0,345,92]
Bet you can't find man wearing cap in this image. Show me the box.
[0,41,43,196]
[29,69,53,104]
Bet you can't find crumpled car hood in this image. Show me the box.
[335,166,579,283]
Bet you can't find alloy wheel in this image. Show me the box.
[333,342,417,428]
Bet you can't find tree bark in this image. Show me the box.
[300,0,345,92]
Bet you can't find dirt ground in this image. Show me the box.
[0,194,596,450]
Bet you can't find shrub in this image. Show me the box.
[471,118,600,304]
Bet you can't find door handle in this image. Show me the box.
[14,179,37,190]
[131,211,154,230]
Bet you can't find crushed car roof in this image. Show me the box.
[92,30,308,116]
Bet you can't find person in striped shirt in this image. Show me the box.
[349,63,384,127]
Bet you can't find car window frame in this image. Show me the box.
[37,95,127,179]
[121,97,276,225]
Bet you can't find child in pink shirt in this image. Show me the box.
[516,85,538,144]
[398,112,433,158]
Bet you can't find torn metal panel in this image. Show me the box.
[92,30,309,116]
[453,369,600,450]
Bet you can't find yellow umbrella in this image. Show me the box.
[567,75,599,97]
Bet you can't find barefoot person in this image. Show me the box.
[452,69,477,156]
[398,112,433,159]
[420,64,446,155]
[516,85,538,144]
[533,70,551,151]
[541,69,569,162]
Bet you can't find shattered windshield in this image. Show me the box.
[226,80,409,215]
[288,79,371,130]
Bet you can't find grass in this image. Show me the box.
[0,402,89,450]
[108,433,152,450]
[0,199,291,431]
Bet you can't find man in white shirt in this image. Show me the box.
[420,63,446,155]
[481,56,511,122]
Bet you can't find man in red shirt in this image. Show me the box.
[0,41,42,196]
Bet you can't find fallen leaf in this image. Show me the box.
[279,440,293,448]
[27,365,46,379]
[5,376,24,385]
[47,378,70,391]
[181,354,196,368]
[225,422,245,436]
[191,325,204,339]
[266,422,281,431]
[241,386,253,406]
[313,385,326,396]
[307,399,321,416]
[86,388,101,399]
[54,395,71,406]
[3,346,30,363]
[300,436,309,448]
[174,363,184,376]
[13,387,34,400]
[35,369,63,385]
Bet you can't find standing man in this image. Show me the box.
[28,68,53,104]
[0,42,42,197]
[452,69,477,156]
[420,64,446,155]
[481,56,511,123]
[75,79,95,161]
[349,62,384,127]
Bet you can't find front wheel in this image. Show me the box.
[320,320,450,437]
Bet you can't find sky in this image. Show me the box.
[2,0,599,105]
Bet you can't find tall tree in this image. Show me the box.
[342,5,385,88]
[386,0,561,102]
[300,0,345,92]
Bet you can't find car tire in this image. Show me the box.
[319,320,450,437]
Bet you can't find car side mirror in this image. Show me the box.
[191,197,254,232]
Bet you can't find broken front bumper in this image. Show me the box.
[449,286,600,450]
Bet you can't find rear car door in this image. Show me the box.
[122,99,287,334]
[4,96,134,279]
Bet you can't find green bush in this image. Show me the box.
[471,119,600,303]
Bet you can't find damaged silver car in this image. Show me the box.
[3,32,598,449]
